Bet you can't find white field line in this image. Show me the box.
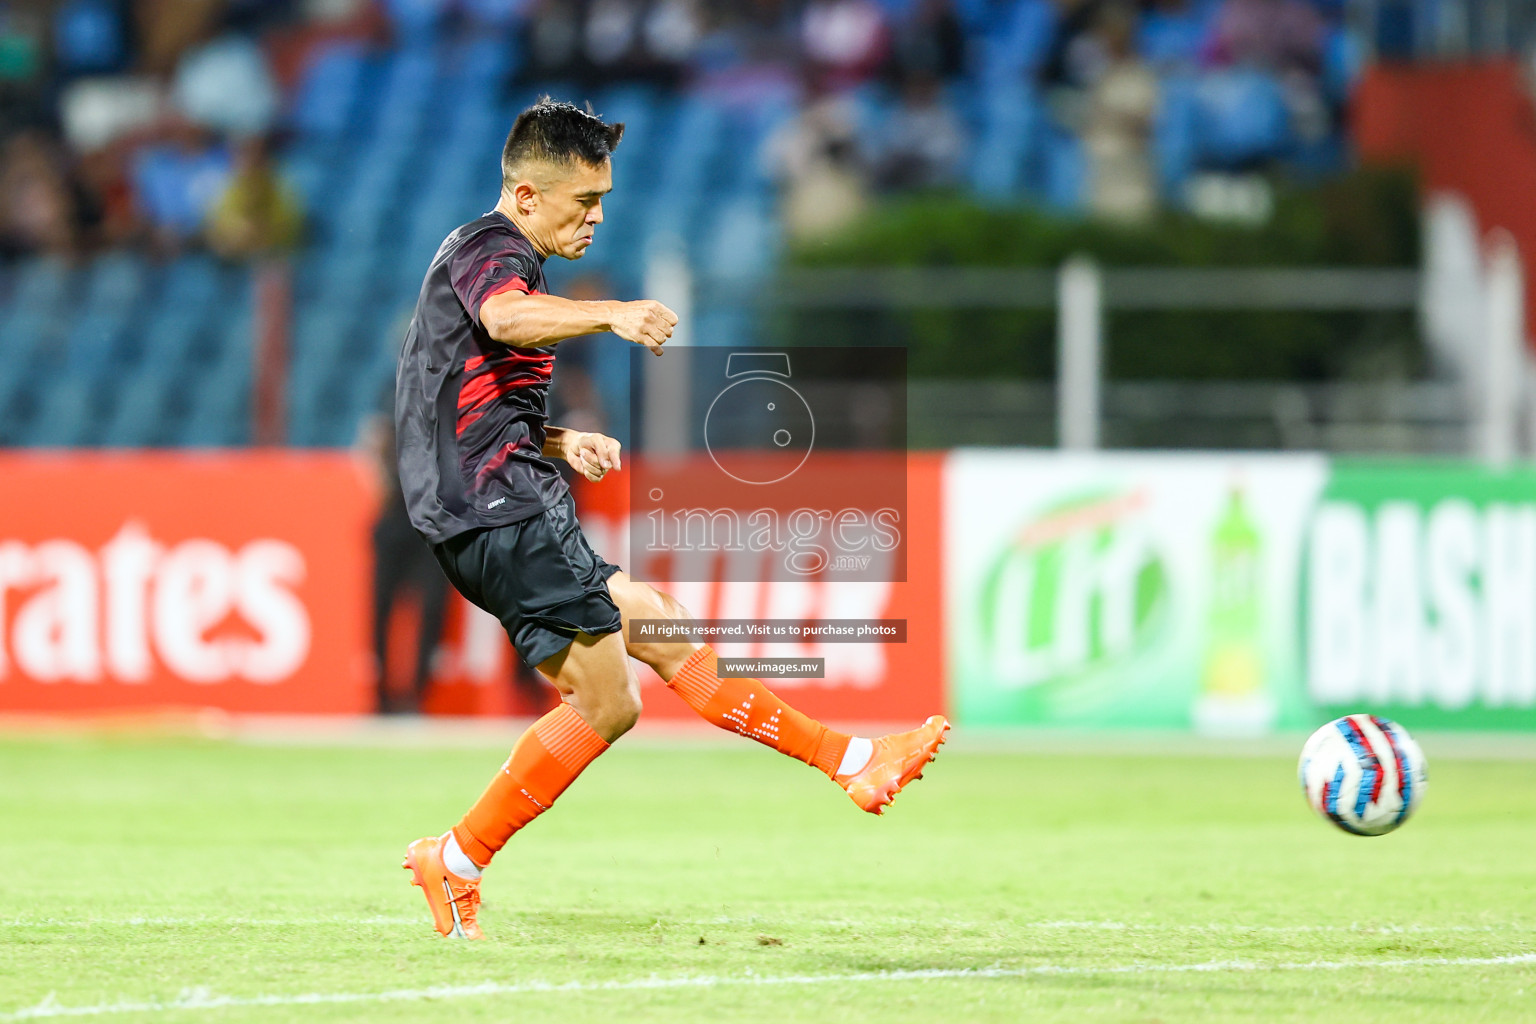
[675,918,1536,935]
[4,953,1536,1021]
[2,915,1532,934]
[0,916,421,928]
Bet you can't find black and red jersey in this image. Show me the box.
[395,211,567,544]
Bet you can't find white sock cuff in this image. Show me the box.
[442,832,483,880]
[837,737,874,777]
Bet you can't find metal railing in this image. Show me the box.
[693,262,1496,457]
[906,379,1468,453]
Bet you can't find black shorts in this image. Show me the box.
[430,490,623,670]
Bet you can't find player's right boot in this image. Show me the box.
[837,715,950,815]
[402,834,484,939]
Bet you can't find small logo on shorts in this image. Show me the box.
[548,502,569,523]
[487,497,508,509]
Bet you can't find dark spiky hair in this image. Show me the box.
[501,99,624,190]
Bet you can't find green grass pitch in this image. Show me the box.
[1,730,1533,1022]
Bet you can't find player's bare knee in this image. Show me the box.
[590,682,641,738]
[613,688,642,735]
[618,662,643,731]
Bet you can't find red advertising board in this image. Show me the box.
[0,451,945,724]
[0,451,373,713]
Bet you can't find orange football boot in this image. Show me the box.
[836,715,950,814]
[402,834,484,939]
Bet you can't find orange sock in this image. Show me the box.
[452,703,608,867]
[667,646,850,777]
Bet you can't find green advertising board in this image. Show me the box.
[1307,462,1536,730]
[947,453,1536,732]
[946,452,1325,731]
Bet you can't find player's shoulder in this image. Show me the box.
[445,211,537,262]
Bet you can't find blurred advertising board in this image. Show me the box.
[946,452,1328,731]
[1307,463,1536,729]
[0,452,373,714]
[0,449,940,723]
[947,452,1536,732]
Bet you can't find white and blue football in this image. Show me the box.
[1299,714,1427,836]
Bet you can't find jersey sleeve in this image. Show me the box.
[449,235,542,323]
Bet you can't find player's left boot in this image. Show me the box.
[836,715,950,815]
[402,833,484,939]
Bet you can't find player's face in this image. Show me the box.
[540,159,612,260]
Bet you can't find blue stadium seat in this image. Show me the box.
[66,310,133,376]
[407,186,463,243]
[179,356,251,447]
[8,257,73,315]
[79,251,148,311]
[643,98,725,247]
[450,32,517,87]
[1041,127,1086,211]
[443,93,505,157]
[102,368,178,447]
[334,136,418,249]
[289,307,358,398]
[345,345,398,428]
[1196,69,1291,168]
[1138,5,1210,66]
[0,308,64,372]
[715,95,795,197]
[694,307,755,352]
[381,0,452,39]
[290,42,368,137]
[702,197,777,281]
[371,49,438,140]
[23,378,104,447]
[1153,73,1201,199]
[138,307,210,369]
[600,85,659,163]
[285,372,326,446]
[971,83,1041,197]
[207,290,253,370]
[459,0,524,31]
[281,139,340,217]
[313,248,379,312]
[977,0,1056,86]
[160,255,226,308]
[1322,25,1364,104]
[0,354,38,443]
[287,361,353,447]
[949,0,995,32]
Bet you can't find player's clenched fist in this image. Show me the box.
[607,299,678,355]
[560,430,622,482]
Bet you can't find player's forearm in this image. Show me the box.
[541,425,573,458]
[481,294,614,348]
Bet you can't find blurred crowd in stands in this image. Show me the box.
[0,0,1358,263]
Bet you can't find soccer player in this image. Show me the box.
[396,99,948,940]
